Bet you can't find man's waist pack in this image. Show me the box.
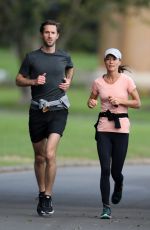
[31,95,70,112]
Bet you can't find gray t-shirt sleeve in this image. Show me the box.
[66,54,73,69]
[19,54,30,77]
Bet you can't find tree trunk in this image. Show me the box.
[15,34,38,104]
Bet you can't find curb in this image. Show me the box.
[0,158,150,173]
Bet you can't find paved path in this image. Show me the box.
[0,164,150,230]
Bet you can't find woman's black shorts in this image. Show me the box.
[29,108,68,143]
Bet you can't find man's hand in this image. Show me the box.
[35,73,46,85]
[59,77,71,91]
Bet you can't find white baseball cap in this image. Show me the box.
[104,48,122,59]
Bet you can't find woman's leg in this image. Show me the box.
[111,133,129,184]
[97,132,112,206]
[111,133,129,204]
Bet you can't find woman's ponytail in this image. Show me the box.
[118,65,131,73]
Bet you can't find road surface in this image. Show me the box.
[0,164,149,230]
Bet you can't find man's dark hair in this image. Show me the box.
[40,20,60,34]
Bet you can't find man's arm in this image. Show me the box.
[16,73,36,86]
[16,73,46,87]
[59,67,74,91]
[65,67,74,82]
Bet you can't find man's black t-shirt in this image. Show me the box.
[19,49,73,101]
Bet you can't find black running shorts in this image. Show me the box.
[29,108,68,143]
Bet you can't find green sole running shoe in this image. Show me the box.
[100,205,112,219]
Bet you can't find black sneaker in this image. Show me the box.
[37,192,46,216]
[43,195,54,215]
[100,205,112,219]
[111,182,123,204]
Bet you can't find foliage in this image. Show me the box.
[0,0,149,101]
[0,0,51,60]
[0,0,149,55]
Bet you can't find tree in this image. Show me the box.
[0,0,51,102]
[0,0,149,101]
[0,0,149,55]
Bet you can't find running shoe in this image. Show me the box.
[43,195,54,215]
[37,192,46,216]
[111,182,123,204]
[100,205,112,219]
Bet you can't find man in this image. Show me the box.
[16,20,74,216]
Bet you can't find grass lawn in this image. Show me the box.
[0,109,149,166]
[0,86,149,121]
[0,48,19,78]
[0,48,149,166]
[0,86,149,167]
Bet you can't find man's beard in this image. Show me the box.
[43,40,55,48]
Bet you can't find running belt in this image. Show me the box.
[31,94,70,112]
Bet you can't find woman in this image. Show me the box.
[87,48,141,219]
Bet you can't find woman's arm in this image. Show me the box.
[87,92,98,109]
[109,88,141,109]
[124,88,141,108]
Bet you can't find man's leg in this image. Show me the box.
[32,139,47,193]
[37,133,60,215]
[32,139,47,216]
[45,133,61,195]
[43,110,68,195]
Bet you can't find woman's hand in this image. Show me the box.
[108,96,119,107]
[108,89,141,108]
[87,92,98,108]
[87,98,98,108]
